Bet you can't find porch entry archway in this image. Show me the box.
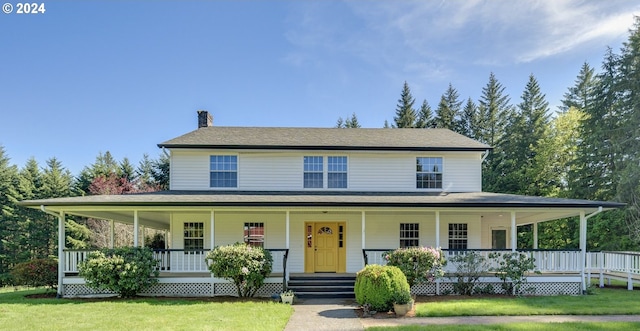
[304,221,346,273]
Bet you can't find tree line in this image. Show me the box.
[0,149,168,284]
[340,18,640,251]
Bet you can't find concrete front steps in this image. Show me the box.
[287,274,356,299]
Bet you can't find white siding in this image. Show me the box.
[443,152,482,192]
[170,151,210,190]
[239,153,302,190]
[168,149,483,192]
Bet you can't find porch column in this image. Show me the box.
[435,211,440,248]
[109,220,115,249]
[57,210,65,297]
[361,211,366,249]
[210,210,215,248]
[580,211,587,293]
[133,210,139,247]
[285,211,290,249]
[533,223,538,249]
[511,211,516,252]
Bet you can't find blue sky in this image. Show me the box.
[1,1,639,175]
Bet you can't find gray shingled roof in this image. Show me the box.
[158,127,491,151]
[19,191,624,209]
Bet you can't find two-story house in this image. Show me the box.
[21,111,624,298]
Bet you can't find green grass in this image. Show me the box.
[415,287,640,317]
[367,322,640,331]
[0,288,293,331]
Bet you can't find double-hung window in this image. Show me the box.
[184,222,204,251]
[416,157,443,189]
[448,223,468,250]
[210,155,237,188]
[244,222,265,248]
[400,223,419,248]
[304,156,348,189]
[328,156,347,188]
[303,156,324,188]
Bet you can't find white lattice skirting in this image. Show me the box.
[62,278,284,298]
[412,278,581,296]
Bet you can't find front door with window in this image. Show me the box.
[314,223,337,272]
[305,222,346,273]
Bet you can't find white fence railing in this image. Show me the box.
[64,248,289,275]
[363,249,583,273]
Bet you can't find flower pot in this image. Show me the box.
[393,301,412,317]
[280,294,294,304]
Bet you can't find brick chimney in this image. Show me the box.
[197,110,213,128]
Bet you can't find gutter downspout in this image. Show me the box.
[42,205,65,298]
[581,206,603,294]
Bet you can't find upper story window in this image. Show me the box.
[303,156,324,188]
[416,157,443,189]
[210,155,237,188]
[304,156,348,189]
[328,156,347,188]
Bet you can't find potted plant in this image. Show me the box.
[391,290,413,317]
[280,289,295,304]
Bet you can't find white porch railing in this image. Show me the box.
[586,251,640,290]
[63,248,289,275]
[362,249,583,273]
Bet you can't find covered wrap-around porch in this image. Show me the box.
[22,191,626,297]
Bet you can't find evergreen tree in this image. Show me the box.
[560,62,596,113]
[394,81,417,128]
[415,99,434,129]
[458,98,478,138]
[477,73,512,192]
[119,157,136,183]
[434,83,462,130]
[16,158,45,260]
[335,117,345,128]
[345,113,361,128]
[383,120,391,128]
[152,152,170,190]
[493,74,550,195]
[0,146,20,284]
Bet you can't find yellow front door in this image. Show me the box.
[314,223,338,272]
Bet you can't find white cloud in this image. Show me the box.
[284,0,639,69]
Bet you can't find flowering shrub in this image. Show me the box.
[79,247,159,298]
[383,246,446,287]
[11,258,58,290]
[205,243,273,297]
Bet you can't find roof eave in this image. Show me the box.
[156,144,492,152]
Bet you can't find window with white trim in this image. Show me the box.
[303,156,323,188]
[448,223,468,250]
[210,155,237,188]
[328,156,347,188]
[184,222,204,251]
[400,223,419,248]
[244,222,264,248]
[416,157,443,189]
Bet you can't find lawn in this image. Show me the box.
[0,288,293,331]
[367,322,640,331]
[415,287,640,317]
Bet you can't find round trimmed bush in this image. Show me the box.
[355,264,410,312]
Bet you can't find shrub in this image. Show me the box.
[205,243,273,297]
[384,246,446,287]
[355,264,410,312]
[11,258,58,290]
[79,247,159,298]
[449,251,490,295]
[489,251,539,296]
